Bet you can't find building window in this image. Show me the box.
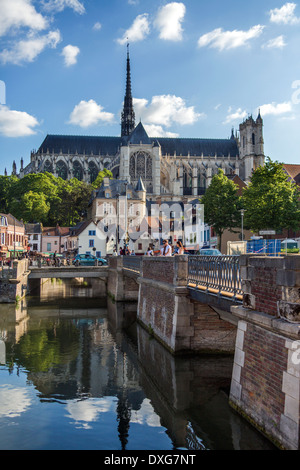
[47,243,51,251]
[89,239,94,248]
[88,230,96,236]
[96,251,101,258]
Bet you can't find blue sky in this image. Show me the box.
[1,0,300,176]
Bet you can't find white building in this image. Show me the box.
[70,220,107,258]
[25,223,42,253]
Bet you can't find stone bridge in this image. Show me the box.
[29,265,108,280]
[1,254,300,449]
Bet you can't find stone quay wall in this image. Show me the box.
[107,256,139,302]
[0,259,30,303]
[137,256,236,355]
[230,255,300,450]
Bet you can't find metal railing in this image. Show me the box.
[188,255,242,299]
[122,256,142,274]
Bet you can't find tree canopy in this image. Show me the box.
[0,169,112,226]
[201,169,242,249]
[242,158,300,233]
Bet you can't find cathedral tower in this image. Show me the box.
[239,111,264,182]
[121,44,135,137]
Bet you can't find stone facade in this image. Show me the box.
[137,256,237,354]
[230,255,300,450]
[0,259,30,303]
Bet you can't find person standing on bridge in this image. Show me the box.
[175,241,184,255]
[161,240,172,257]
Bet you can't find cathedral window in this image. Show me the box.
[130,151,152,181]
[73,161,83,181]
[146,156,152,179]
[56,160,68,180]
[88,161,99,184]
[44,160,53,173]
[130,155,136,179]
[136,153,145,178]
[252,133,255,146]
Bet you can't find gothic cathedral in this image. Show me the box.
[16,47,265,201]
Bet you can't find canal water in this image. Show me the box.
[0,279,276,451]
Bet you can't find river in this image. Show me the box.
[0,279,276,450]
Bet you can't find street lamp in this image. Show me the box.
[240,209,245,242]
[116,193,120,250]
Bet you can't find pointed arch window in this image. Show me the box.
[88,161,99,184]
[129,151,152,181]
[73,161,83,181]
[56,160,68,180]
[44,160,53,174]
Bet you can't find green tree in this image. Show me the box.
[0,169,111,227]
[10,191,50,223]
[0,175,18,213]
[242,158,300,233]
[49,178,92,226]
[201,169,242,250]
[91,169,113,189]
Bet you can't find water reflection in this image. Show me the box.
[0,279,276,450]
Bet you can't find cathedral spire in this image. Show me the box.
[121,43,135,137]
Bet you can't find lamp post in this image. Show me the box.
[116,193,120,250]
[240,209,245,242]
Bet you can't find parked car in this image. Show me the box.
[198,248,222,256]
[72,254,108,266]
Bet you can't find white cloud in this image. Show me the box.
[68,99,115,128]
[93,22,102,31]
[117,13,150,45]
[133,95,203,128]
[144,124,179,138]
[0,104,39,137]
[154,2,186,41]
[262,35,287,49]
[42,0,85,15]
[0,30,61,65]
[269,2,300,25]
[0,0,47,37]
[62,44,80,66]
[259,101,293,116]
[198,25,265,51]
[65,398,114,429]
[223,107,247,124]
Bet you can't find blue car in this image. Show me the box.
[73,254,108,266]
[199,248,222,256]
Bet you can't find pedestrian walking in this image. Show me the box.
[175,241,184,255]
[160,240,172,256]
[146,245,153,256]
